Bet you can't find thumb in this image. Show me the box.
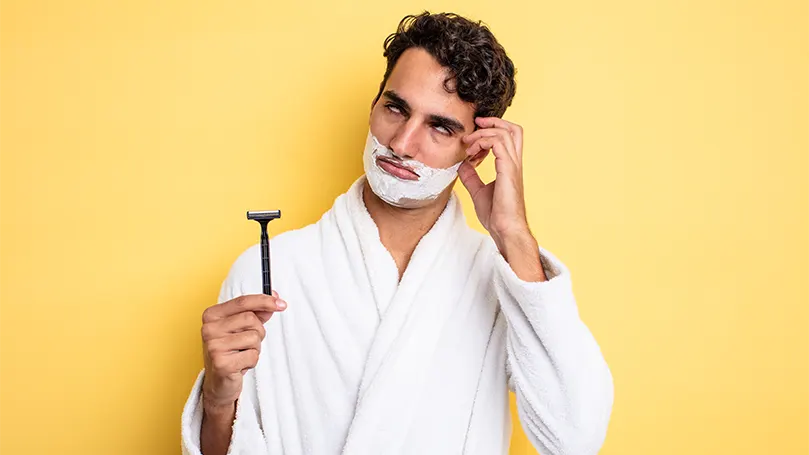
[458,160,485,198]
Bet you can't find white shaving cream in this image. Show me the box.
[362,130,462,208]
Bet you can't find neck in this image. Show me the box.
[362,179,453,277]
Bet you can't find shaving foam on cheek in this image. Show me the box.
[362,129,462,208]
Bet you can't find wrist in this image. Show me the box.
[203,397,237,420]
[492,224,535,258]
[494,227,546,282]
[501,234,538,263]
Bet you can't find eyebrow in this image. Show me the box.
[382,90,467,134]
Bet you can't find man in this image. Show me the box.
[182,12,613,455]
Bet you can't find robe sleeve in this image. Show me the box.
[181,256,270,455]
[493,245,614,455]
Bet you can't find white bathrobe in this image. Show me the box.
[181,177,613,455]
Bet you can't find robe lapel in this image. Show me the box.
[354,193,462,397]
[345,177,400,318]
[342,184,478,454]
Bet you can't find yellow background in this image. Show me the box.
[1,0,807,453]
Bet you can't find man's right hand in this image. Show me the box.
[200,292,287,410]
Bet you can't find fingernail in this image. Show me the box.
[277,300,287,310]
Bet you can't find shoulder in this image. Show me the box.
[459,226,498,258]
[465,231,569,281]
[449,225,501,275]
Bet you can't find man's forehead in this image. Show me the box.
[384,48,475,120]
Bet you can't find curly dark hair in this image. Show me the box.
[373,12,516,119]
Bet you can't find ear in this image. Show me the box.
[467,149,490,168]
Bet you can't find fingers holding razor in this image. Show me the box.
[200,292,287,409]
[202,293,286,323]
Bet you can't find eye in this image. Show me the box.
[433,124,452,135]
[385,103,403,115]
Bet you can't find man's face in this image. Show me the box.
[369,47,476,174]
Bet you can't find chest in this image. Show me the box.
[381,234,423,281]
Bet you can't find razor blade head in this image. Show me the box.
[246,210,282,221]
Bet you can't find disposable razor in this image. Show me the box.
[246,210,281,295]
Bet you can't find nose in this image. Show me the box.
[388,119,421,160]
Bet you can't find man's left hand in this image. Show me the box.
[458,117,531,250]
[458,117,546,281]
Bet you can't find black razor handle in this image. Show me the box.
[246,210,281,296]
[260,224,271,295]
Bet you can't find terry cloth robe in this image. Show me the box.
[181,176,614,455]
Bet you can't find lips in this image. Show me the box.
[375,156,419,181]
